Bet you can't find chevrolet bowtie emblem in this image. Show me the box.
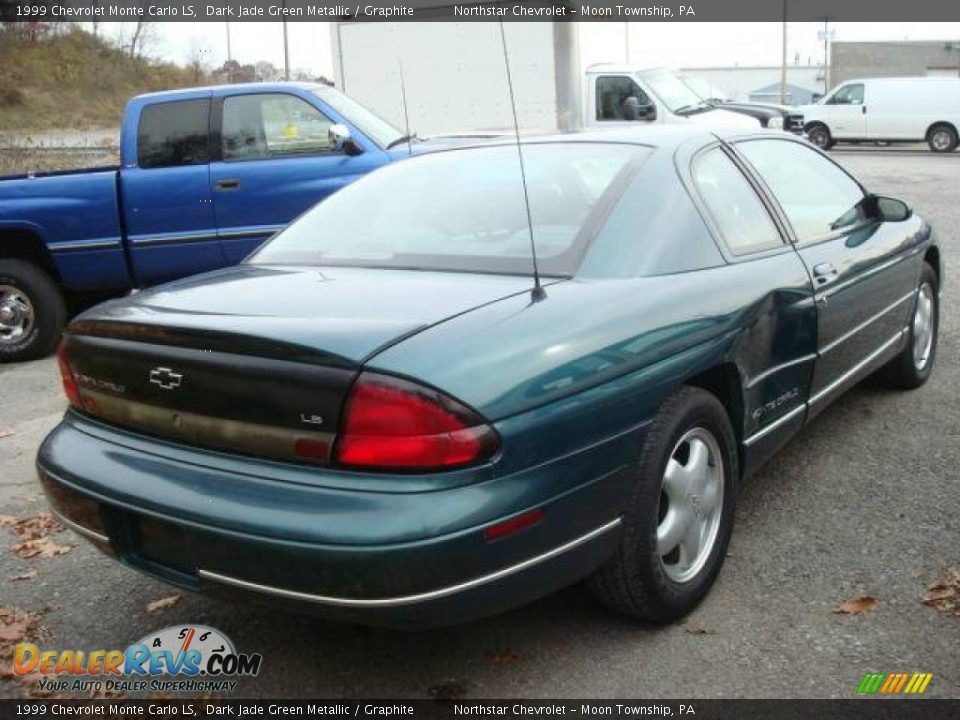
[149,367,183,390]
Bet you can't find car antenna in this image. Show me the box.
[498,20,546,302]
[397,59,414,157]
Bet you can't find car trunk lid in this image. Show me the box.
[62,265,537,465]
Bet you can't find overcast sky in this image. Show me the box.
[97,21,960,78]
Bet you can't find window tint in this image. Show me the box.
[222,94,334,161]
[137,99,210,169]
[692,148,783,255]
[251,143,645,276]
[828,83,864,105]
[737,139,866,242]
[596,76,650,121]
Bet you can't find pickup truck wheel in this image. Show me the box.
[0,260,66,362]
[587,386,737,622]
[807,123,834,150]
[927,124,958,153]
[875,263,939,389]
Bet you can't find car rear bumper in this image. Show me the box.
[37,412,637,627]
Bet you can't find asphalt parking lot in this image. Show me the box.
[1,150,957,700]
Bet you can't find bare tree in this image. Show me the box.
[186,38,211,82]
[128,21,156,58]
[255,61,279,82]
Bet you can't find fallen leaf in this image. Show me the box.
[146,594,182,614]
[834,595,878,615]
[11,513,64,541]
[488,649,519,664]
[0,430,12,439]
[0,515,17,528]
[9,569,37,582]
[13,537,73,559]
[922,569,960,617]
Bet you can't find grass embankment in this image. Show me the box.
[0,26,200,134]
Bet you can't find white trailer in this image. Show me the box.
[330,22,581,136]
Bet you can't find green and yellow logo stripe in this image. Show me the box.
[857,672,933,695]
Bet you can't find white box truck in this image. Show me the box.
[799,77,960,153]
[329,22,759,137]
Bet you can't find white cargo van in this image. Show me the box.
[799,77,960,153]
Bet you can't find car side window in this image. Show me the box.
[828,83,864,105]
[222,93,335,161]
[596,76,651,121]
[691,148,784,255]
[737,139,867,242]
[137,99,211,169]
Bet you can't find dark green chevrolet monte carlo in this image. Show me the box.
[40,126,942,627]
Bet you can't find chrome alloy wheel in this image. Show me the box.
[912,282,935,370]
[657,428,725,583]
[930,129,953,152]
[0,285,34,346]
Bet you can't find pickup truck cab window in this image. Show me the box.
[137,99,211,169]
[692,147,783,255]
[736,139,866,243]
[596,76,651,121]
[222,93,334,160]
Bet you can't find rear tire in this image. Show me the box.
[927,124,958,153]
[874,263,939,389]
[807,123,834,150]
[0,260,66,362]
[587,386,738,622]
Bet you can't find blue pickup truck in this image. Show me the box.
[0,82,425,361]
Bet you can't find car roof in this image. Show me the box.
[451,125,790,151]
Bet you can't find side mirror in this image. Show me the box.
[329,124,361,155]
[875,195,912,222]
[623,96,656,122]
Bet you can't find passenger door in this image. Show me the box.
[120,97,225,286]
[209,91,383,263]
[735,138,918,413]
[823,83,867,139]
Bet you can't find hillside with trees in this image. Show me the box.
[0,23,205,133]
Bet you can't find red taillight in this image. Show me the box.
[56,341,82,408]
[334,373,498,471]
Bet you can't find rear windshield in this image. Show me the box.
[249,143,646,276]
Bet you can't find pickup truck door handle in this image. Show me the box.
[812,262,838,284]
[215,179,241,191]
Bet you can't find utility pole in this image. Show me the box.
[282,1,291,81]
[779,0,787,104]
[225,22,232,83]
[624,22,630,64]
[818,18,835,94]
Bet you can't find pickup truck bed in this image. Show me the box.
[0,81,409,361]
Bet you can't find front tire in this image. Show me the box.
[875,263,939,389]
[0,260,66,362]
[807,123,834,150]
[927,124,958,153]
[588,386,738,622]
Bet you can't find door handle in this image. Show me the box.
[812,262,838,284]
[215,179,240,190]
[862,105,867,114]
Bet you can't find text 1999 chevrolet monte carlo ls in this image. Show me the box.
[39,126,941,627]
